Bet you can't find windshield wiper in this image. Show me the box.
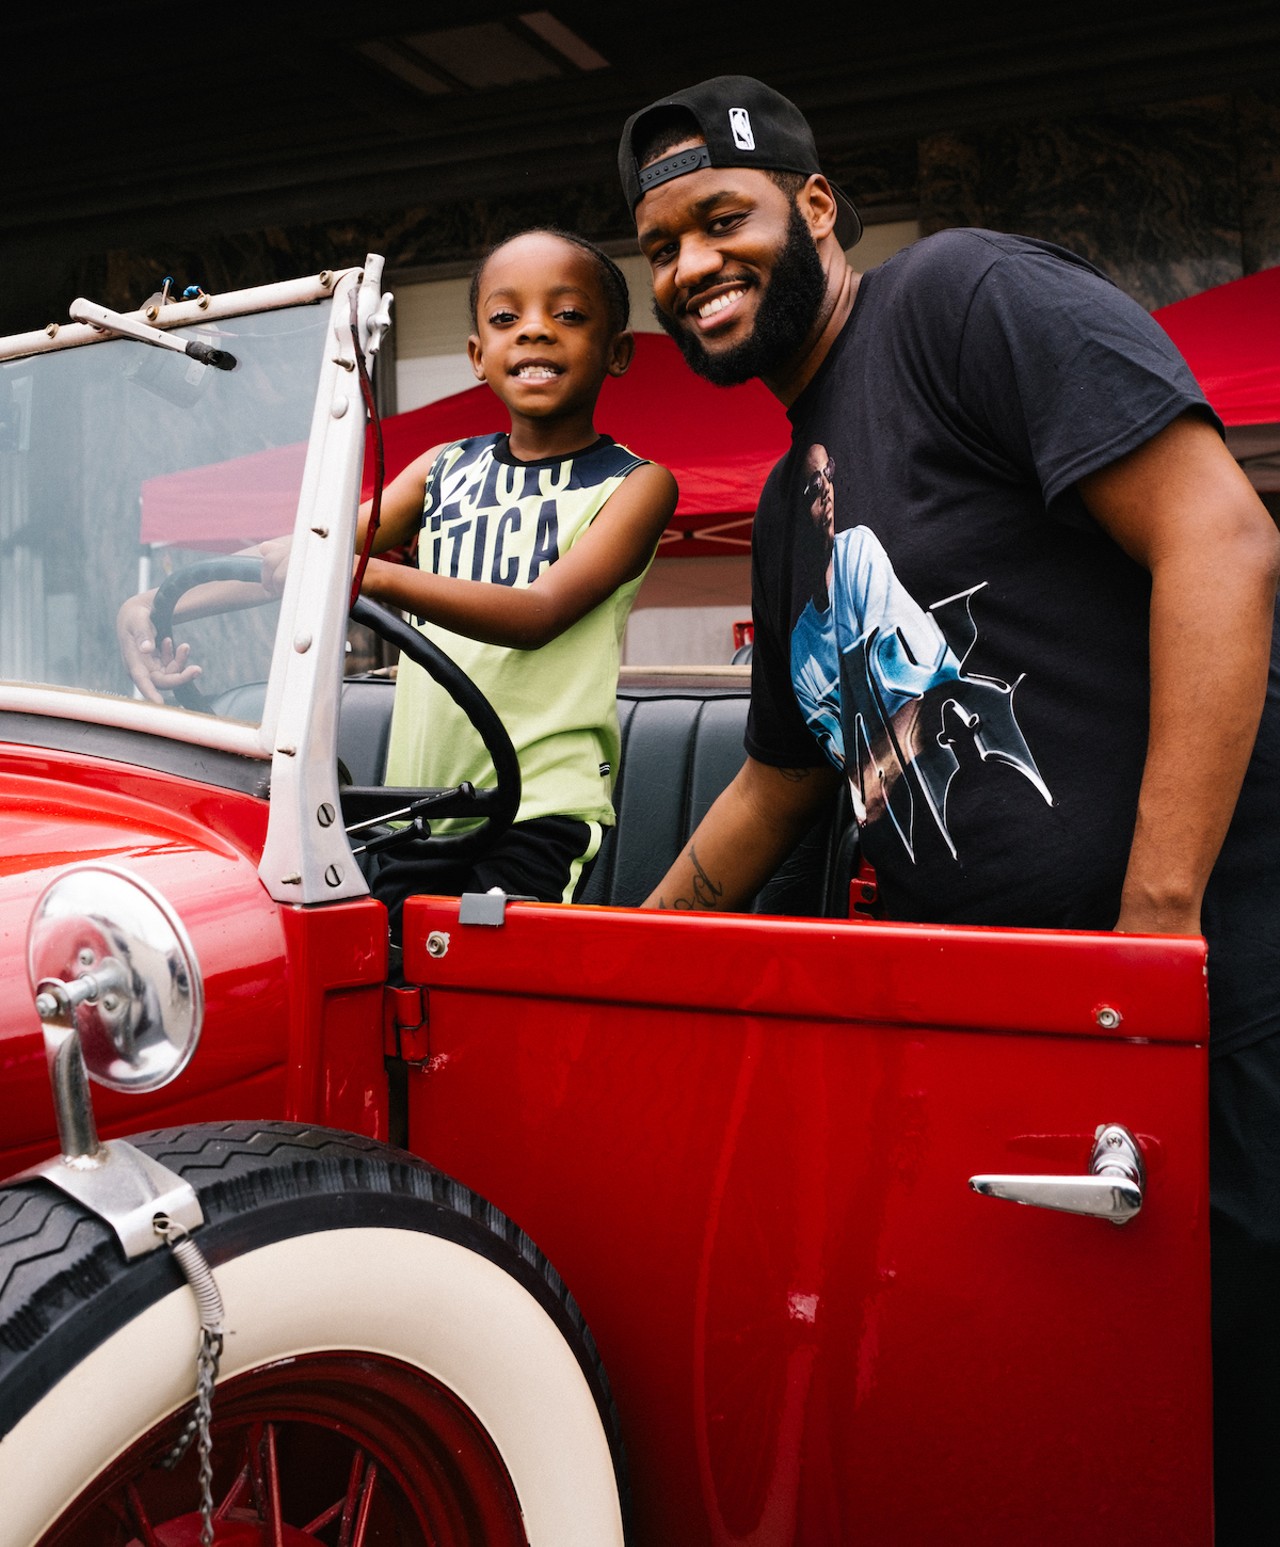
[69,298,237,371]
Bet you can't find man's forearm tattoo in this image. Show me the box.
[777,765,816,783]
[659,843,724,911]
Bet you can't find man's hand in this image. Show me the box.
[1113,895,1203,937]
[115,592,202,705]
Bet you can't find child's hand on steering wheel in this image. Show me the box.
[258,537,294,598]
[115,593,202,705]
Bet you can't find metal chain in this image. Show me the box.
[155,1215,225,1547]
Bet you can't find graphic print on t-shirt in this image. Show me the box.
[789,443,1052,862]
[423,439,573,589]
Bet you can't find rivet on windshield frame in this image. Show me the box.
[325,865,343,888]
[311,525,329,538]
[317,803,336,828]
[145,306,159,321]
[277,744,297,757]
[45,322,58,337]
[281,872,302,885]
[294,633,312,654]
[426,931,450,958]
[331,397,349,419]
[197,294,210,309]
[331,355,356,372]
[1095,1005,1123,1029]
[319,270,333,288]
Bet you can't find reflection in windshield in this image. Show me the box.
[0,304,329,721]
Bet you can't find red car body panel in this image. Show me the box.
[0,751,1216,1544]
[0,744,390,1174]
[402,895,1213,1546]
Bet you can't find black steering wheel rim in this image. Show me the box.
[148,556,521,861]
[150,556,269,712]
[350,595,521,861]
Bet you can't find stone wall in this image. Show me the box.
[916,89,1280,309]
[19,87,1280,332]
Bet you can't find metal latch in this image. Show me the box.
[969,1123,1146,1225]
[458,888,535,926]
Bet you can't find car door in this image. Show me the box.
[399,898,1211,1547]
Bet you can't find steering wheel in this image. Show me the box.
[150,555,270,713]
[347,595,520,861]
[147,556,521,860]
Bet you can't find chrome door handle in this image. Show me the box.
[969,1124,1145,1225]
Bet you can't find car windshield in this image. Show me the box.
[0,302,331,728]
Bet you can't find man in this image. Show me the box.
[619,75,1280,1541]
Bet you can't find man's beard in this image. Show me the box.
[653,203,827,387]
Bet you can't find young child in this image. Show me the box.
[266,228,677,923]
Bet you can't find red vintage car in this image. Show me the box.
[0,260,1213,1545]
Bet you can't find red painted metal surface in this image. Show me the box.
[0,744,393,1173]
[279,899,390,1138]
[0,724,1214,1541]
[0,747,291,1176]
[403,896,1212,1546]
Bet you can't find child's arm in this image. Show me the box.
[120,445,448,702]
[357,461,678,649]
[259,443,448,593]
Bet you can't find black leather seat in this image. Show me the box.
[337,670,852,917]
[337,673,399,787]
[576,676,850,914]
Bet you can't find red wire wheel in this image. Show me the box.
[0,1124,627,1547]
[36,1352,527,1546]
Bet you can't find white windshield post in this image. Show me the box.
[257,255,391,905]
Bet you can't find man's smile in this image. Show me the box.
[681,280,755,333]
[695,287,746,321]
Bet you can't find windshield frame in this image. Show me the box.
[0,261,386,904]
[0,269,354,763]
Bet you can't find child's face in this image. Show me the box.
[468,234,631,423]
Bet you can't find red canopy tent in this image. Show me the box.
[1153,265,1280,491]
[140,440,310,551]
[141,273,1280,549]
[141,332,788,555]
[361,331,789,557]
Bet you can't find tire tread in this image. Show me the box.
[0,1120,625,1524]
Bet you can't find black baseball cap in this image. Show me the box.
[619,75,862,249]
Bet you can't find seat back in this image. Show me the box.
[338,669,853,916]
[337,673,398,786]
[574,673,850,914]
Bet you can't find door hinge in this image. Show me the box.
[384,986,430,1063]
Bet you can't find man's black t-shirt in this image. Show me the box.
[746,228,1280,1053]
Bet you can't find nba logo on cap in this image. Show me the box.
[729,107,755,151]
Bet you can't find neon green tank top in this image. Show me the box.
[383,433,653,831]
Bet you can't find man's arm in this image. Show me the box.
[643,755,842,910]
[1078,411,1280,935]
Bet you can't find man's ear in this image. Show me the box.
[467,334,486,381]
[606,329,636,378]
[799,175,839,243]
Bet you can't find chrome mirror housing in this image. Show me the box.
[27,863,204,1098]
[19,864,207,1258]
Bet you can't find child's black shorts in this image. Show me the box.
[366,814,604,949]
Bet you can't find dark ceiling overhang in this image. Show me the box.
[4,2,1279,271]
